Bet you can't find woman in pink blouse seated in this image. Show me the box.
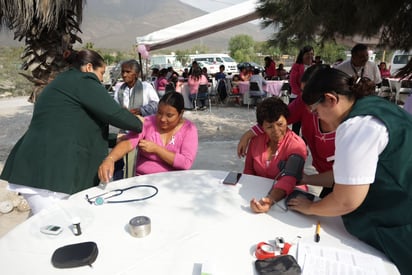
[246,97,308,213]
[98,92,198,181]
[239,65,336,199]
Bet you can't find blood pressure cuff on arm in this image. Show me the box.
[51,242,98,268]
[278,154,305,181]
[255,255,302,275]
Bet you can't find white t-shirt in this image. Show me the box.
[333,115,388,185]
[336,60,382,84]
[113,81,159,109]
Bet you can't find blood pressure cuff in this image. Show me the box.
[51,241,98,268]
[278,154,305,181]
[255,255,302,275]
[284,189,315,209]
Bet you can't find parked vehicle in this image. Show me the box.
[197,61,221,75]
[190,53,238,75]
[390,50,412,76]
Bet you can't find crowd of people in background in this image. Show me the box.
[110,44,402,111]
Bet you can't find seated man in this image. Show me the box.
[246,97,308,213]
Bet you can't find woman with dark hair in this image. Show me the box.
[99,92,198,179]
[264,56,277,79]
[0,49,143,214]
[238,65,337,198]
[289,45,314,135]
[247,97,308,213]
[289,67,412,275]
[187,66,209,110]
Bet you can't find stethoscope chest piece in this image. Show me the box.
[94,197,105,205]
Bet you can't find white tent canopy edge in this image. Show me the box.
[136,0,259,52]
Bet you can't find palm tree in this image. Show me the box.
[0,0,85,103]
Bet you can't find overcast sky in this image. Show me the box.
[180,0,250,13]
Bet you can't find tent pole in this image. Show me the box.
[138,52,143,80]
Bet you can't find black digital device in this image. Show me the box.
[223,172,242,185]
[40,225,63,235]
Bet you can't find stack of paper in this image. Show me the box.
[297,241,387,275]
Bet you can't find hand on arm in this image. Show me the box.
[138,139,176,166]
[237,130,255,158]
[129,108,141,116]
[287,183,369,216]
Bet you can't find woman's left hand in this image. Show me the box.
[287,197,314,215]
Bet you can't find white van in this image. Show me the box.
[190,53,238,75]
[390,50,412,76]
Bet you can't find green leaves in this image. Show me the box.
[257,0,411,50]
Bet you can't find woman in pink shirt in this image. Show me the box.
[98,92,198,180]
[239,65,336,199]
[187,67,209,109]
[289,45,314,135]
[246,97,308,213]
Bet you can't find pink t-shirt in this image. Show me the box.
[289,63,305,96]
[244,129,307,195]
[156,76,168,91]
[126,115,198,175]
[187,75,208,95]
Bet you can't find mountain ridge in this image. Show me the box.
[0,0,269,52]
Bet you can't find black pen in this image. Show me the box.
[315,220,321,242]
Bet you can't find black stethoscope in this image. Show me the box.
[85,184,158,205]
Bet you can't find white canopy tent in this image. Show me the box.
[136,0,259,52]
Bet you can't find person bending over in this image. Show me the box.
[1,49,143,214]
[289,67,412,275]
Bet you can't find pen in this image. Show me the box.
[315,220,321,242]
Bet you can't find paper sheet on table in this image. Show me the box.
[297,241,388,275]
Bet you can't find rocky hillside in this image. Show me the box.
[0,0,269,51]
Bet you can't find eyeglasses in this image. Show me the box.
[308,97,324,113]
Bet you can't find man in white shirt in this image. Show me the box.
[113,60,159,117]
[336,43,382,85]
[112,60,159,179]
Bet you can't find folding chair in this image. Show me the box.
[248,81,266,111]
[225,79,242,105]
[192,84,211,112]
[377,78,393,100]
[216,79,228,104]
[280,81,291,104]
[208,80,221,107]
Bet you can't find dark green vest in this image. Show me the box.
[342,96,412,274]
